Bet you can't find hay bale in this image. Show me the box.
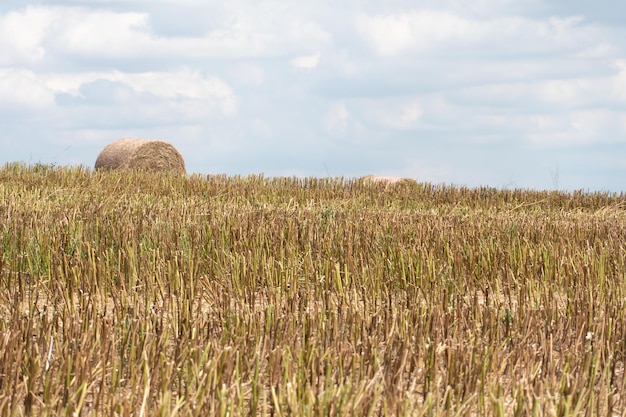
[361,175,417,187]
[94,139,186,174]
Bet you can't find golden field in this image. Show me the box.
[1,163,626,416]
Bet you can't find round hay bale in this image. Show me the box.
[94,139,186,174]
[361,175,417,187]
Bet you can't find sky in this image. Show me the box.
[1,1,626,192]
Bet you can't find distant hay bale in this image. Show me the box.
[361,175,417,187]
[94,139,186,174]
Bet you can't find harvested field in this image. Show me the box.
[1,163,626,416]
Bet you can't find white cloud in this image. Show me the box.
[0,5,332,66]
[447,57,626,113]
[382,101,423,130]
[324,102,350,136]
[233,63,265,86]
[356,98,423,130]
[570,110,603,134]
[538,78,598,106]
[355,11,483,56]
[0,67,236,139]
[0,7,155,64]
[251,118,272,137]
[63,6,328,61]
[354,11,611,59]
[0,69,55,109]
[0,7,53,65]
[50,9,153,58]
[117,71,237,115]
[292,52,321,69]
[39,69,237,115]
[611,60,626,99]
[522,109,626,147]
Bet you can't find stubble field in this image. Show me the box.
[1,163,626,416]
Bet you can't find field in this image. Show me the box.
[1,163,626,416]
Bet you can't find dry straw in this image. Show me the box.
[94,139,186,174]
[361,175,417,187]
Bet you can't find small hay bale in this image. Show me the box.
[94,139,186,174]
[361,175,417,187]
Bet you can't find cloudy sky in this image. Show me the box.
[1,1,626,191]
